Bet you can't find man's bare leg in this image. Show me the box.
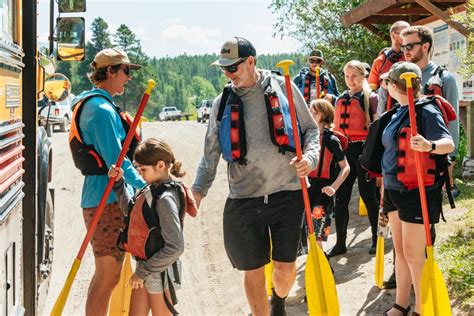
[244,266,268,316]
[85,255,123,316]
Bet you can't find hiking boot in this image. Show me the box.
[383,271,396,289]
[327,243,346,258]
[368,240,377,255]
[270,289,287,316]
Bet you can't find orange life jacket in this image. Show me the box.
[118,180,197,261]
[334,91,370,141]
[396,96,456,190]
[308,129,348,179]
[69,93,140,175]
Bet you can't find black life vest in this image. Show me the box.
[217,78,301,165]
[308,129,348,180]
[424,65,446,97]
[334,91,371,142]
[69,93,140,175]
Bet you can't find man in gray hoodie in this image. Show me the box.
[192,37,319,316]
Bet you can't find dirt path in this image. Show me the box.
[41,121,465,315]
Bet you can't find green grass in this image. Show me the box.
[437,182,474,311]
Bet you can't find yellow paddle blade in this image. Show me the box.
[305,235,339,316]
[421,247,452,316]
[374,236,385,288]
[50,258,82,316]
[109,253,133,316]
[359,197,367,216]
[265,260,275,297]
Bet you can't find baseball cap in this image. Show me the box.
[92,48,142,70]
[212,37,256,67]
[309,49,324,60]
[387,61,422,84]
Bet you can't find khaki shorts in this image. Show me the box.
[82,203,125,259]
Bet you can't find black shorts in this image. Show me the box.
[383,186,442,224]
[223,190,304,271]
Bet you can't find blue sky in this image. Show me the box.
[38,0,301,58]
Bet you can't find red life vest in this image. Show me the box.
[309,129,348,179]
[69,93,140,175]
[378,48,405,80]
[118,180,197,261]
[334,91,370,141]
[396,96,456,190]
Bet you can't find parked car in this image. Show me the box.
[197,99,213,123]
[159,106,182,121]
[39,94,74,136]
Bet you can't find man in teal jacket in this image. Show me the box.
[70,48,145,315]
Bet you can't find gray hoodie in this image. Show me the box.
[193,69,320,199]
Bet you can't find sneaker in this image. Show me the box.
[327,243,347,258]
[451,184,461,198]
[270,289,287,316]
[383,271,396,289]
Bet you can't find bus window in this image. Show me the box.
[0,0,16,43]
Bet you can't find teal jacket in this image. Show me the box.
[72,88,145,208]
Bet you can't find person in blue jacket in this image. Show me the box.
[70,48,146,316]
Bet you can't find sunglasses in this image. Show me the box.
[220,58,247,73]
[308,58,323,64]
[121,66,131,76]
[400,41,424,52]
[383,77,392,85]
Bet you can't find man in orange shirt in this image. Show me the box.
[368,21,410,89]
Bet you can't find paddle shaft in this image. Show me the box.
[315,66,321,99]
[281,74,315,234]
[406,85,432,246]
[76,84,153,260]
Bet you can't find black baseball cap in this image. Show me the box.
[212,37,256,67]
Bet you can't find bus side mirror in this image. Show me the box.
[58,0,86,13]
[57,17,85,61]
[44,73,71,102]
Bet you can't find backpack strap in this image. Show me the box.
[161,267,179,315]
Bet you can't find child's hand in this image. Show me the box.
[129,273,144,289]
[321,186,336,197]
[108,164,124,182]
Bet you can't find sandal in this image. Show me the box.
[383,303,411,315]
[412,312,420,316]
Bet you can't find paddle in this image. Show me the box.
[50,79,156,316]
[265,240,275,296]
[315,66,321,99]
[277,60,339,315]
[400,72,451,315]
[108,253,133,316]
[359,197,368,216]
[374,184,388,289]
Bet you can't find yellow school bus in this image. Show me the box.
[0,1,84,315]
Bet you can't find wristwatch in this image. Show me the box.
[429,141,436,153]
